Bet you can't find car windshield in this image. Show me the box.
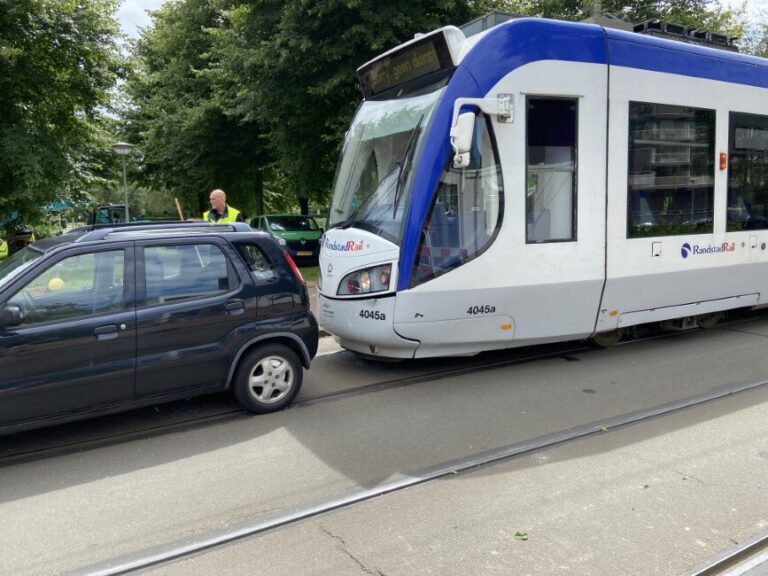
[268,216,319,232]
[327,88,443,244]
[0,246,44,289]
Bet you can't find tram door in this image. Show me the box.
[395,62,609,355]
[493,63,609,345]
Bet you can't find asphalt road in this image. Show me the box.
[1,318,767,575]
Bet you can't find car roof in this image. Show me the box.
[31,222,266,253]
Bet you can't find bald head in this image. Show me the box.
[209,189,226,213]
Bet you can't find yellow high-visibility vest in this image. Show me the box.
[203,205,242,223]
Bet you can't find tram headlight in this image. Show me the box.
[359,271,371,292]
[337,264,392,296]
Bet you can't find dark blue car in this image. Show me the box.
[0,222,318,435]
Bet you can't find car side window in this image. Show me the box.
[143,243,234,305]
[235,243,278,284]
[8,250,125,325]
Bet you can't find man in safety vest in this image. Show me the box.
[203,189,244,223]
[0,237,8,260]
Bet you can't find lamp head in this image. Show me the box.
[111,141,134,156]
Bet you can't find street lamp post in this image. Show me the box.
[111,141,135,222]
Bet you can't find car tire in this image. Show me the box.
[233,344,303,414]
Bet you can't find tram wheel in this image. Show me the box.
[232,344,303,414]
[590,330,622,348]
[350,351,405,364]
[697,313,722,329]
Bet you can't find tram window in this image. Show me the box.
[411,114,503,286]
[627,102,715,237]
[727,113,768,231]
[526,98,578,243]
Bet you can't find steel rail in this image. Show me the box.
[0,342,591,466]
[4,309,766,467]
[686,530,768,576]
[68,374,768,576]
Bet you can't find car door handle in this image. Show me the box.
[94,324,119,341]
[225,301,245,316]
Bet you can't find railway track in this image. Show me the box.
[68,369,768,576]
[3,308,767,467]
[0,340,592,466]
[687,530,768,576]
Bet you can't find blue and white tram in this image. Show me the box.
[318,17,768,359]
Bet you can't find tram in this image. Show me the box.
[317,16,768,359]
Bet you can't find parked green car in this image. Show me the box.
[250,214,323,265]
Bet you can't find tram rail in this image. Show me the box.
[0,341,592,466]
[2,309,767,467]
[687,530,768,576]
[70,368,768,576]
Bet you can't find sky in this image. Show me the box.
[720,0,768,16]
[116,0,167,38]
[723,0,768,8]
[115,0,765,39]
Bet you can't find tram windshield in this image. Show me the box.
[327,89,443,243]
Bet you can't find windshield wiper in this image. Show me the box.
[393,114,424,218]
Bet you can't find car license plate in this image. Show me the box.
[297,251,313,256]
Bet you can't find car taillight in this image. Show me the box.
[283,251,305,285]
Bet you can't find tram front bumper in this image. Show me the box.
[317,293,419,359]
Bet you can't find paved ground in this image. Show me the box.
[150,385,768,576]
[3,315,768,575]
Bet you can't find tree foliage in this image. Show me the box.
[0,0,121,223]
[741,8,768,57]
[125,0,758,216]
[4,0,760,227]
[214,0,486,210]
[123,0,270,219]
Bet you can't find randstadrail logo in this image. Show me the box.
[680,242,735,259]
[324,238,365,252]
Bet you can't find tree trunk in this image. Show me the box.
[254,171,264,216]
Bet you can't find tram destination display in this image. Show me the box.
[358,33,454,98]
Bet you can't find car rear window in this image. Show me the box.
[235,243,279,283]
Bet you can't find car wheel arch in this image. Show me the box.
[225,332,311,388]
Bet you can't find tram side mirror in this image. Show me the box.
[450,112,475,168]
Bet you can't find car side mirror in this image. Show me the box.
[0,305,22,329]
[450,112,475,168]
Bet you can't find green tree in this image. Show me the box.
[502,0,745,35]
[741,8,768,56]
[124,0,269,220]
[0,0,121,224]
[214,0,485,214]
